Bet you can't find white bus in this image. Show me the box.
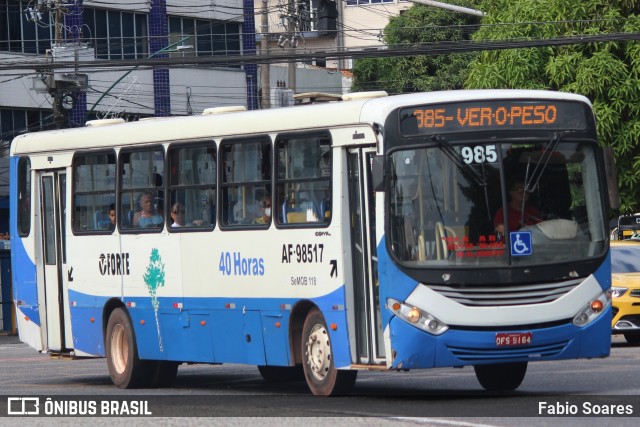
[10,90,614,395]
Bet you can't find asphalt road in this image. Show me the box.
[0,333,639,426]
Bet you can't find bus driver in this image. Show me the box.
[494,181,542,237]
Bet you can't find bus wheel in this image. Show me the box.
[474,362,527,392]
[150,361,179,387]
[301,308,357,396]
[258,365,304,383]
[623,333,640,345]
[105,307,150,388]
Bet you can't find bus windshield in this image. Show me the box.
[388,139,607,267]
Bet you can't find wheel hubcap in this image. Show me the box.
[306,323,331,381]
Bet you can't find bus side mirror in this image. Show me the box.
[372,155,385,191]
[603,146,620,210]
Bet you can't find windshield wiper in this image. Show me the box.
[432,135,492,221]
[524,131,571,193]
[432,135,487,187]
[518,131,571,227]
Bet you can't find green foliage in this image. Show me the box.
[468,0,640,214]
[351,3,481,93]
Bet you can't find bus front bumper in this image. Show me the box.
[387,308,611,370]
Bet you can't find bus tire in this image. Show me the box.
[150,361,179,388]
[105,307,151,388]
[474,362,527,392]
[258,365,304,383]
[301,308,357,396]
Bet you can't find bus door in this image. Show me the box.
[347,147,384,364]
[38,170,72,352]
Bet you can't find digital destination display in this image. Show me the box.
[399,100,588,136]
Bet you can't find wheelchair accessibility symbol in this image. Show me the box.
[510,231,532,256]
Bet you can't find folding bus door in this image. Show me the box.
[38,170,72,352]
[347,147,384,364]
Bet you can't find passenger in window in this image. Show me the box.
[132,191,163,228]
[494,181,542,238]
[170,203,185,227]
[170,202,204,227]
[108,204,116,231]
[233,196,261,224]
[255,195,272,224]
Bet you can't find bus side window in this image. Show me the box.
[72,151,116,233]
[119,147,165,231]
[17,157,31,236]
[275,132,331,226]
[168,142,217,230]
[220,137,272,227]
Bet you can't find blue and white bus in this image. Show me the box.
[10,90,615,395]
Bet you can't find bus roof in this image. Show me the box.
[11,97,371,155]
[10,89,591,156]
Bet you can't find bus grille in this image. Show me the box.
[448,340,569,362]
[429,279,582,307]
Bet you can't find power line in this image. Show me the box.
[2,30,638,72]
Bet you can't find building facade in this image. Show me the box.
[0,0,255,147]
[255,0,410,83]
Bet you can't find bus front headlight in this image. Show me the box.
[572,291,611,327]
[387,298,449,335]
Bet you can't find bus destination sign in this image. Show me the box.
[399,100,588,136]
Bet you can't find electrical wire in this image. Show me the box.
[2,30,638,73]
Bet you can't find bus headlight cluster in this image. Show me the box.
[572,291,611,327]
[387,298,449,335]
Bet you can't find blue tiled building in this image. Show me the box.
[0,0,256,141]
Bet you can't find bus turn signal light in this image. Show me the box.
[591,299,604,313]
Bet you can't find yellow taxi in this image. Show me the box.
[611,240,640,344]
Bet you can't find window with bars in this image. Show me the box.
[169,16,241,58]
[0,109,54,143]
[84,7,149,60]
[0,0,53,54]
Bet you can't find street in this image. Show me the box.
[0,334,639,426]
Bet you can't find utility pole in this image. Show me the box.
[287,0,296,94]
[29,1,89,128]
[52,0,64,128]
[335,0,345,71]
[260,0,270,109]
[278,0,306,94]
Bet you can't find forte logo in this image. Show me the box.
[98,252,131,276]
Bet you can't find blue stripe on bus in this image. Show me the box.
[9,156,40,326]
[592,249,612,291]
[377,235,419,331]
[9,241,39,326]
[68,285,351,368]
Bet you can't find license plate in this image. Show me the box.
[495,332,532,347]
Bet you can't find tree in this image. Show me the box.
[351,3,481,94]
[466,0,640,213]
